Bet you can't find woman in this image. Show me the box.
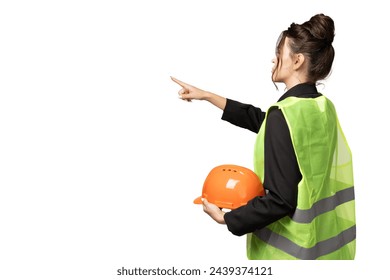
[171,14,356,260]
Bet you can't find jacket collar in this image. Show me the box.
[278,83,320,102]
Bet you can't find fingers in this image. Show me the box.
[171,76,186,87]
[202,198,209,212]
[178,88,187,95]
[202,198,214,212]
[171,76,190,88]
[178,88,192,102]
[171,76,194,102]
[202,199,226,224]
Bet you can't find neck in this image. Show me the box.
[285,74,308,90]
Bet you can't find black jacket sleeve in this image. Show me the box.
[221,99,266,133]
[223,107,301,236]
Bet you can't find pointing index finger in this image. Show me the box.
[170,76,190,89]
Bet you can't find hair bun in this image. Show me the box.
[305,14,335,45]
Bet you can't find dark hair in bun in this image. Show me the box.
[276,14,335,83]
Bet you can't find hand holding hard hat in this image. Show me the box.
[202,198,226,224]
[194,164,265,210]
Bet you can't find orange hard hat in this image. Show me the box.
[194,164,264,209]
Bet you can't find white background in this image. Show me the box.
[0,0,388,279]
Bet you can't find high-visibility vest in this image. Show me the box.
[248,95,356,260]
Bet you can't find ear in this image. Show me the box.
[293,53,305,70]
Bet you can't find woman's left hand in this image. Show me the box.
[202,199,226,224]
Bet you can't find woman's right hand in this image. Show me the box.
[171,76,227,110]
[170,76,209,102]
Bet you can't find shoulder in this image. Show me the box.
[267,106,286,125]
[265,106,289,136]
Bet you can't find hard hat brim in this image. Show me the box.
[193,196,203,204]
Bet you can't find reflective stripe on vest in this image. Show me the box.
[254,225,356,260]
[249,95,356,260]
[292,186,354,223]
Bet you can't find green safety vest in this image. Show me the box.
[248,95,356,260]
